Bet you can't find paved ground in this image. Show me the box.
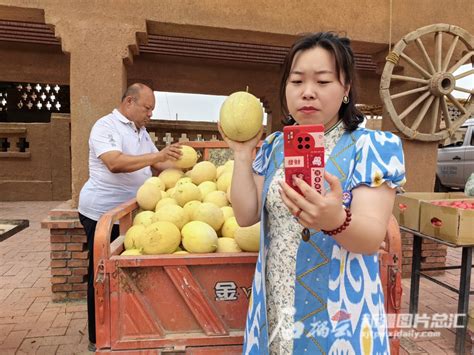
[399,247,474,355]
[0,201,90,354]
[0,201,472,354]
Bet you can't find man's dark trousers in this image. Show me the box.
[79,213,119,345]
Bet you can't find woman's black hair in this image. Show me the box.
[280,32,364,131]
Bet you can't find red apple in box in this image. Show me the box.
[430,200,474,209]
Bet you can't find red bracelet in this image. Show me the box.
[321,208,352,236]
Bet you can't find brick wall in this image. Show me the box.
[401,232,447,278]
[41,202,88,301]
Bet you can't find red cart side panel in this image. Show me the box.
[107,255,256,351]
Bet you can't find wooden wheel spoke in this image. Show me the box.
[400,53,432,78]
[411,95,435,131]
[448,51,474,73]
[391,75,429,84]
[447,94,467,114]
[454,69,474,80]
[399,91,431,120]
[390,85,429,99]
[382,25,473,142]
[430,97,440,134]
[415,38,435,74]
[440,98,451,129]
[454,86,474,95]
[435,31,442,72]
[442,35,459,72]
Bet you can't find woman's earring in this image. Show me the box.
[342,95,349,104]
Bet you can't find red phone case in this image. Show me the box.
[283,124,325,194]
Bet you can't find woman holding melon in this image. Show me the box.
[219,32,406,354]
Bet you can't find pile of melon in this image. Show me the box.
[121,145,260,256]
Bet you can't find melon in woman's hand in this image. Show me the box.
[219,91,263,142]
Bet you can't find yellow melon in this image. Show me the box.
[124,224,145,250]
[166,187,176,197]
[172,183,202,206]
[121,249,142,256]
[155,197,178,211]
[182,221,218,253]
[190,161,217,184]
[133,210,155,227]
[221,216,240,238]
[221,206,235,221]
[191,202,225,231]
[144,176,165,191]
[219,91,263,142]
[204,190,229,207]
[175,145,198,169]
[183,200,202,219]
[153,204,189,230]
[198,181,217,198]
[141,221,181,255]
[217,172,232,192]
[159,168,184,189]
[175,177,193,187]
[224,160,234,170]
[216,165,226,179]
[226,185,232,204]
[217,237,242,253]
[234,222,260,252]
[136,183,162,210]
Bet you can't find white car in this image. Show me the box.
[436,118,474,191]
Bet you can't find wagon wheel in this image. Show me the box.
[380,24,473,141]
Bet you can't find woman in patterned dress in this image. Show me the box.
[219,32,406,354]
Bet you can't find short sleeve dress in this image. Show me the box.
[248,121,406,354]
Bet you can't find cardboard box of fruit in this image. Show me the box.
[393,192,468,231]
[419,199,474,245]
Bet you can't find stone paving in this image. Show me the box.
[0,201,472,354]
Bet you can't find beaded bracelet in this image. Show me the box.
[321,208,352,236]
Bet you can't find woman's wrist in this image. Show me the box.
[233,150,254,162]
[322,207,352,236]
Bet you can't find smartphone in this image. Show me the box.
[283,124,325,195]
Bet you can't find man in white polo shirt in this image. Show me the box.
[78,83,181,350]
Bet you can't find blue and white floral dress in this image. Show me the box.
[243,122,406,355]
